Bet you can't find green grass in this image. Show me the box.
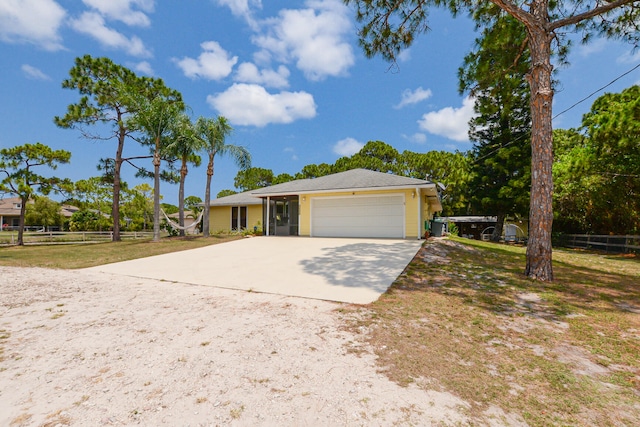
[342,236,640,427]
[0,235,242,269]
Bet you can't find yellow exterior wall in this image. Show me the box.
[247,205,263,231]
[299,189,425,239]
[208,204,262,233]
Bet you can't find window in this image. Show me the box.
[231,206,247,230]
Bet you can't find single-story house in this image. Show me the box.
[444,216,497,240]
[207,168,443,239]
[0,197,23,229]
[167,210,200,235]
[1,196,79,231]
[445,215,529,242]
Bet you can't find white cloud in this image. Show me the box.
[253,0,354,81]
[207,83,316,127]
[577,38,608,58]
[174,41,238,80]
[397,49,411,62]
[617,49,640,64]
[417,97,476,142]
[132,61,154,75]
[284,147,298,161]
[333,137,364,156]
[235,62,289,88]
[402,133,427,144]
[70,12,151,57]
[0,0,66,51]
[82,0,154,27]
[216,0,261,29]
[394,87,432,109]
[21,64,51,80]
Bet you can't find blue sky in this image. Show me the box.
[1,0,639,204]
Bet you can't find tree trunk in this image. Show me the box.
[17,195,28,246]
[178,158,187,237]
[491,213,506,242]
[524,18,554,281]
[112,129,126,242]
[202,154,214,237]
[153,148,161,242]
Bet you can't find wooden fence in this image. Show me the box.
[0,231,154,245]
[555,234,640,254]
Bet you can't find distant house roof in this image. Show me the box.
[0,197,80,218]
[0,197,23,216]
[444,216,497,223]
[60,204,80,218]
[208,191,262,206]
[251,168,436,197]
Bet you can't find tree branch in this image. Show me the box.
[489,0,535,28]
[550,0,640,31]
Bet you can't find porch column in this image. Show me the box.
[416,187,422,239]
[265,196,270,236]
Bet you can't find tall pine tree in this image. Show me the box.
[459,13,531,241]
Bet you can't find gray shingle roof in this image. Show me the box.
[251,169,433,196]
[207,191,262,206]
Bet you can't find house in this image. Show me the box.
[167,210,200,235]
[0,197,23,230]
[445,215,529,242]
[1,196,79,231]
[444,216,497,240]
[207,169,443,239]
[208,191,263,233]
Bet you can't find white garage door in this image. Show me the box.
[311,195,405,238]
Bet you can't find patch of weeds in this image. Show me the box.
[41,410,72,427]
[0,329,9,363]
[51,312,65,319]
[196,396,208,404]
[229,404,245,419]
[249,377,270,385]
[9,412,32,426]
[74,395,90,406]
[200,341,210,347]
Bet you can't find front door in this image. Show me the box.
[265,196,299,235]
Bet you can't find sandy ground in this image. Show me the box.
[0,266,472,426]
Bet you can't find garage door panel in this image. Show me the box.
[311,195,405,238]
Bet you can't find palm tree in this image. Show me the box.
[164,114,202,237]
[131,96,184,241]
[195,116,251,237]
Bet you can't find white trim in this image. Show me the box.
[253,183,437,198]
[416,187,422,239]
[265,196,270,236]
[310,193,406,239]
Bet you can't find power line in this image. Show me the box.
[471,61,640,164]
[553,61,640,119]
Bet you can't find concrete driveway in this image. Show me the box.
[84,237,424,304]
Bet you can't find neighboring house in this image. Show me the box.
[207,169,443,239]
[0,197,23,230]
[1,197,79,231]
[445,216,497,240]
[167,210,200,235]
[445,215,529,242]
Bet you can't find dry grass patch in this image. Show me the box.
[0,235,242,269]
[343,237,640,427]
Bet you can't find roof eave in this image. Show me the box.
[252,183,437,198]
